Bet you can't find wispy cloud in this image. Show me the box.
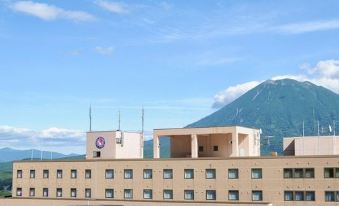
[212,59,339,108]
[11,1,95,22]
[95,46,114,55]
[274,19,339,34]
[0,125,85,153]
[96,0,128,14]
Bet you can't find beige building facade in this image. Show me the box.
[1,126,339,206]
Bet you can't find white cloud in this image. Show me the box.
[275,19,339,34]
[95,46,114,55]
[212,59,339,108]
[96,0,128,14]
[11,1,95,22]
[0,125,85,153]
[213,81,262,108]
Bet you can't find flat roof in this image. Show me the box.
[154,125,259,131]
[13,154,339,163]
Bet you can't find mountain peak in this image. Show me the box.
[187,79,339,154]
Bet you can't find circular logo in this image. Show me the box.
[95,137,105,149]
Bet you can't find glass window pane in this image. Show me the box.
[206,190,216,200]
[324,168,334,178]
[284,191,293,201]
[43,170,49,178]
[335,168,339,178]
[228,169,238,179]
[105,189,114,198]
[252,190,263,201]
[71,170,77,179]
[305,168,314,178]
[71,188,77,197]
[184,190,194,200]
[305,191,315,201]
[124,169,133,179]
[105,169,114,179]
[56,188,62,197]
[283,168,293,178]
[85,188,91,198]
[143,189,152,199]
[295,191,304,201]
[251,168,262,179]
[184,169,194,179]
[163,190,173,199]
[228,190,239,200]
[325,191,335,202]
[206,169,216,179]
[163,169,173,179]
[294,169,303,178]
[124,189,133,199]
[57,170,63,178]
[143,169,152,179]
[16,188,22,197]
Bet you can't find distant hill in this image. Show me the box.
[187,79,339,154]
[0,147,80,162]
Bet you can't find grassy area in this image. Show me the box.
[0,162,12,197]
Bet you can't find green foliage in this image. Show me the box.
[187,79,339,155]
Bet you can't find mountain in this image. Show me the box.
[187,79,339,154]
[0,147,80,162]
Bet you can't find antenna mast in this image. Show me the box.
[89,105,92,132]
[118,110,121,131]
[302,121,305,137]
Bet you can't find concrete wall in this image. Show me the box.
[10,155,339,206]
[284,136,339,155]
[86,131,143,160]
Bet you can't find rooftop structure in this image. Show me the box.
[153,126,260,158]
[283,136,339,156]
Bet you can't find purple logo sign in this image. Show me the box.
[95,137,105,149]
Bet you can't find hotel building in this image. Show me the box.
[1,126,339,206]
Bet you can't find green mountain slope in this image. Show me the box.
[187,79,339,154]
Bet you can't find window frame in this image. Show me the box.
[228,190,239,201]
[43,169,49,179]
[105,189,114,199]
[205,169,216,179]
[124,189,133,200]
[124,169,133,179]
[85,188,91,198]
[228,168,239,179]
[143,169,152,179]
[163,169,173,179]
[184,169,194,179]
[184,190,194,200]
[252,190,263,201]
[70,169,77,179]
[251,168,262,179]
[105,169,114,179]
[163,189,173,200]
[143,189,152,199]
[56,188,62,198]
[85,169,92,179]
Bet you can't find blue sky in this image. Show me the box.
[1,0,339,153]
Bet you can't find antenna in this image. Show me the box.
[40,150,43,160]
[89,105,92,132]
[118,110,121,131]
[302,121,305,137]
[50,151,53,160]
[141,106,144,135]
[317,121,320,136]
[334,120,336,136]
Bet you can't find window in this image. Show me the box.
[199,146,204,152]
[30,170,35,179]
[71,188,77,198]
[143,189,152,199]
[305,168,314,178]
[295,191,304,201]
[184,169,194,179]
[93,151,101,158]
[294,168,303,178]
[163,190,173,200]
[43,170,49,179]
[56,188,62,197]
[283,168,293,178]
[213,145,218,151]
[105,189,114,198]
[57,169,63,179]
[184,190,194,200]
[305,191,315,201]
[336,168,339,178]
[163,169,173,179]
[124,169,133,179]
[143,169,152,179]
[85,169,91,179]
[252,190,263,201]
[16,188,22,197]
[105,169,114,179]
[228,190,239,201]
[206,169,216,179]
[17,170,22,178]
[71,169,77,179]
[251,168,262,179]
[284,191,294,201]
[124,189,133,199]
[325,191,335,202]
[43,188,48,197]
[228,169,239,179]
[324,168,334,178]
[85,188,91,198]
[29,188,35,197]
[337,191,339,202]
